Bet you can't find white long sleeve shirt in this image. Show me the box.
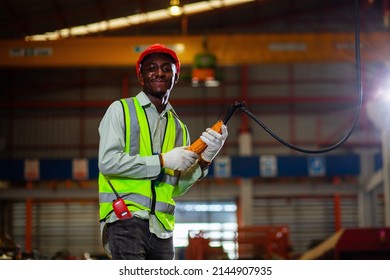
[98,91,207,239]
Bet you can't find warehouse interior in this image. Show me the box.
[1,0,390,260]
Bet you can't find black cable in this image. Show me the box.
[223,0,362,154]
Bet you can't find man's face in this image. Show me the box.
[138,53,177,99]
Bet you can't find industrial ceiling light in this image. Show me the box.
[25,0,255,41]
[169,0,183,16]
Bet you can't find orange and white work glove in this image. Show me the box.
[161,147,198,172]
[200,125,228,163]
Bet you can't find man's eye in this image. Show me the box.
[147,65,158,72]
[146,64,172,73]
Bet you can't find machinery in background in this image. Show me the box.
[191,37,220,88]
[185,230,229,260]
[300,227,390,260]
[236,226,291,260]
[185,226,291,260]
[0,233,21,260]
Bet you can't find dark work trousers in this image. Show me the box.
[107,217,174,260]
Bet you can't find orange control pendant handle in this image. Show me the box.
[187,120,224,155]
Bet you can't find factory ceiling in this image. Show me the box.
[0,0,388,41]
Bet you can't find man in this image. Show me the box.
[98,44,228,260]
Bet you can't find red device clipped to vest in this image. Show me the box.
[107,180,132,220]
[112,197,132,219]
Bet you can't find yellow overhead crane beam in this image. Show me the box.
[0,33,389,67]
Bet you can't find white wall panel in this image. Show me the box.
[13,119,80,145]
[12,201,103,259]
[293,63,356,80]
[248,64,289,80]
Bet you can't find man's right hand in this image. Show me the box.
[161,147,198,172]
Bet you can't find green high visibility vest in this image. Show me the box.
[98,97,188,231]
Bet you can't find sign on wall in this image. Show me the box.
[72,158,89,180]
[24,159,40,181]
[213,156,231,178]
[307,156,326,176]
[260,155,277,177]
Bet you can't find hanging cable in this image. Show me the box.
[230,0,362,154]
[245,0,362,154]
[188,0,362,155]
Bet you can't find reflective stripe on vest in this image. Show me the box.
[98,97,187,231]
[99,192,175,214]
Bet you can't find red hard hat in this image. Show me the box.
[136,44,180,79]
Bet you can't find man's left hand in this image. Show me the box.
[200,125,228,163]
